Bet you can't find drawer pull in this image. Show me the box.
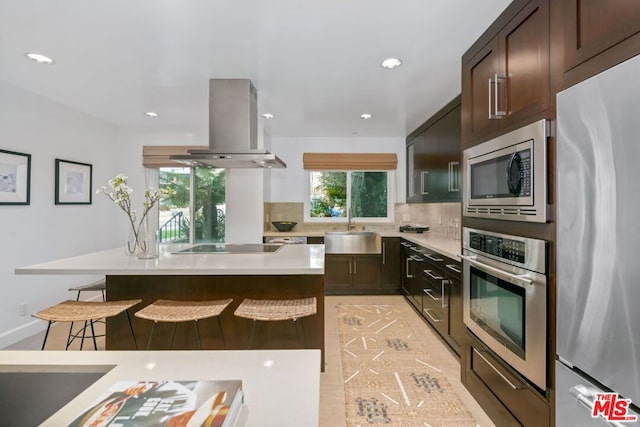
[473,348,526,390]
[425,253,443,262]
[424,269,443,280]
[423,308,441,323]
[446,264,461,273]
[423,289,441,301]
[406,258,413,279]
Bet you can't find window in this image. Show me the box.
[158,167,226,244]
[306,170,393,222]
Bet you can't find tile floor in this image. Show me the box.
[5,295,495,426]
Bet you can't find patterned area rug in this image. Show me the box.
[338,304,477,427]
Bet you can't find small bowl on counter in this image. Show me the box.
[271,221,297,232]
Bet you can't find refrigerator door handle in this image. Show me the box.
[569,385,630,427]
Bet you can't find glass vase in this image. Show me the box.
[137,218,159,259]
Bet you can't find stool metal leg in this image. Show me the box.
[217,316,226,349]
[147,322,156,350]
[41,321,53,351]
[90,320,98,350]
[170,323,178,349]
[125,310,138,350]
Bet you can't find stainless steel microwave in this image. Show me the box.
[463,119,549,223]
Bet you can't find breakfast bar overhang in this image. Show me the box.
[15,244,325,369]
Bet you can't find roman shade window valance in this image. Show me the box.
[302,153,397,170]
[142,145,207,168]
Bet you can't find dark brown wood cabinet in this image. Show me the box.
[406,96,461,203]
[444,262,463,356]
[462,0,550,146]
[380,237,400,292]
[563,0,640,87]
[463,332,550,427]
[325,254,381,294]
[307,236,324,244]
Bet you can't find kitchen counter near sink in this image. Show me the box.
[15,244,325,367]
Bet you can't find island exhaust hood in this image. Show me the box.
[171,79,286,169]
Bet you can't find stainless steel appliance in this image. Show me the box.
[171,79,286,169]
[556,54,640,425]
[461,227,548,390]
[462,119,549,222]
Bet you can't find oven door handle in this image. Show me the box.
[460,255,533,288]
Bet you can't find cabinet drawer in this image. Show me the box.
[471,344,549,426]
[422,292,447,336]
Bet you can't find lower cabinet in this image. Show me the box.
[325,254,381,294]
[401,239,463,358]
[463,332,550,427]
[307,236,324,244]
[380,237,400,292]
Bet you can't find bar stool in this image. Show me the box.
[34,299,141,351]
[134,299,233,350]
[68,278,106,302]
[233,297,317,349]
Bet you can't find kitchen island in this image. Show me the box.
[16,244,325,368]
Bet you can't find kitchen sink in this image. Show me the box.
[324,231,381,254]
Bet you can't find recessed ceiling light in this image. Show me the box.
[380,57,402,69]
[360,113,373,120]
[262,113,274,119]
[25,52,55,65]
[145,111,159,117]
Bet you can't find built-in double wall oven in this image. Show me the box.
[461,227,548,390]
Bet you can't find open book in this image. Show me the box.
[68,380,244,427]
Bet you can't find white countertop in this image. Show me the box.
[15,244,325,276]
[0,349,320,427]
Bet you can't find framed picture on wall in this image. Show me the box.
[0,149,31,205]
[55,159,92,205]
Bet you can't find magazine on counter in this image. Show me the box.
[68,380,244,427]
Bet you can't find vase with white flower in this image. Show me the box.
[97,174,174,259]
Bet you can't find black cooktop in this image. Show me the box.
[174,244,283,254]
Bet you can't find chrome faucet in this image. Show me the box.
[347,208,356,230]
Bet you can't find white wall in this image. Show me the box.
[0,80,121,347]
[267,137,406,203]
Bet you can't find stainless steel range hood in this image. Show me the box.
[171,79,286,169]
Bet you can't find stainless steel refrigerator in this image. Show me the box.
[557,54,640,426]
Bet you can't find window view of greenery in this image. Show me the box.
[309,171,388,218]
[159,167,226,243]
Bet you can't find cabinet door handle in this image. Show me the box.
[424,289,441,301]
[424,269,443,280]
[406,258,413,278]
[425,253,443,262]
[420,171,429,195]
[441,280,448,308]
[446,264,461,273]
[489,73,507,119]
[354,261,357,275]
[473,348,526,390]
[349,260,352,275]
[382,242,386,264]
[448,161,460,192]
[423,308,441,323]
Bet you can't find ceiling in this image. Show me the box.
[0,0,511,139]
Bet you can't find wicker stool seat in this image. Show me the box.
[68,278,106,301]
[134,299,233,350]
[34,299,141,351]
[234,297,317,348]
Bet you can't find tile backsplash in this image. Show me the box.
[265,202,460,236]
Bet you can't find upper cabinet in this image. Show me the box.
[462,0,550,146]
[563,0,640,87]
[406,96,461,203]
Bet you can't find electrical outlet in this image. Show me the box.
[19,303,28,316]
[439,215,443,225]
